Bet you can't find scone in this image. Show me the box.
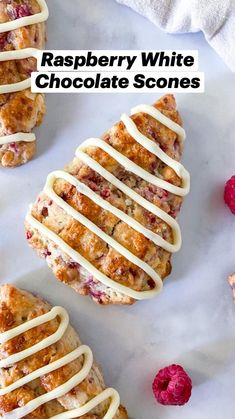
[0,0,48,167]
[228,274,235,300]
[0,284,128,418]
[25,94,190,305]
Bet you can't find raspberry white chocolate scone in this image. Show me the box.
[0,0,48,167]
[228,273,235,300]
[25,94,190,305]
[0,284,128,418]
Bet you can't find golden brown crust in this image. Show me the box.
[26,94,185,305]
[0,284,128,418]
[0,0,46,167]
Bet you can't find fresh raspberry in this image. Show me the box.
[152,364,192,406]
[224,176,235,214]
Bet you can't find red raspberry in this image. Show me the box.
[16,5,32,17]
[152,364,192,406]
[26,231,32,240]
[224,176,235,214]
[100,188,110,199]
[8,4,32,20]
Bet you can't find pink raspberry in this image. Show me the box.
[10,142,18,152]
[100,188,110,199]
[8,4,32,20]
[43,249,51,258]
[26,231,32,240]
[17,5,32,17]
[152,364,192,406]
[224,175,235,214]
[68,262,80,269]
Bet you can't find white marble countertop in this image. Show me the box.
[1,1,235,418]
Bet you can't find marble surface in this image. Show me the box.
[1,1,235,418]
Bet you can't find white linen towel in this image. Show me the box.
[116,0,235,72]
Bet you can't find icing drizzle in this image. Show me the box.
[0,2,48,145]
[26,103,190,300]
[1,306,120,419]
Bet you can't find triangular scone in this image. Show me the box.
[25,94,190,305]
[0,284,128,418]
[0,0,47,167]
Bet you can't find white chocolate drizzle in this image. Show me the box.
[26,104,190,300]
[131,104,186,142]
[79,137,189,197]
[0,48,38,95]
[51,388,120,419]
[26,209,162,300]
[0,1,48,145]
[1,306,120,419]
[0,306,69,368]
[0,132,36,144]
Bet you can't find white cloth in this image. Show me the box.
[116,0,235,72]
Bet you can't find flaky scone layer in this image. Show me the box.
[26,94,185,305]
[0,0,46,167]
[0,284,128,418]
